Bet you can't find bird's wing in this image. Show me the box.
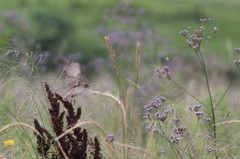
[64,62,81,88]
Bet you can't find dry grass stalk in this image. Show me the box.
[0,122,41,136]
[114,142,158,159]
[214,120,240,126]
[55,120,106,141]
[89,90,127,130]
[126,78,146,96]
[56,141,69,159]
[104,36,118,74]
[135,41,141,77]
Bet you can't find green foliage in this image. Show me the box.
[0,0,240,71]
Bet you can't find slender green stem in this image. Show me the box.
[215,66,239,109]
[113,67,126,158]
[157,122,182,159]
[198,49,217,159]
[170,80,206,107]
[183,119,199,154]
[143,130,154,159]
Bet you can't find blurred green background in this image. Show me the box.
[0,0,239,73]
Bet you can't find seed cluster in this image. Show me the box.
[155,66,171,80]
[144,97,170,132]
[33,82,103,159]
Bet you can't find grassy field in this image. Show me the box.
[0,0,240,159]
[0,32,240,158]
[0,0,240,64]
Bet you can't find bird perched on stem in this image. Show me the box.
[63,62,89,101]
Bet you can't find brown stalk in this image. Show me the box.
[114,142,158,159]
[89,90,127,130]
[214,120,240,126]
[135,41,141,77]
[55,121,105,141]
[0,122,41,136]
[104,36,118,74]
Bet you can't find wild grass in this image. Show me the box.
[0,18,240,159]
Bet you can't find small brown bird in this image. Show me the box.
[63,62,89,101]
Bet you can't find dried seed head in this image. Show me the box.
[205,135,212,141]
[135,41,141,76]
[105,134,114,143]
[145,125,151,131]
[186,40,193,48]
[200,26,205,30]
[151,98,162,108]
[163,66,169,72]
[144,105,153,112]
[195,111,204,118]
[234,59,240,66]
[189,104,202,112]
[173,126,188,136]
[143,113,152,120]
[191,35,198,43]
[105,36,118,73]
[146,123,159,133]
[151,126,159,133]
[155,68,161,78]
[197,37,202,43]
[235,48,240,54]
[194,104,202,111]
[165,57,169,62]
[164,107,174,114]
[155,66,171,79]
[193,45,199,52]
[179,30,188,37]
[200,18,208,23]
[170,136,181,143]
[212,27,217,34]
[204,118,212,122]
[196,29,204,38]
[160,97,166,103]
[155,112,168,122]
[206,146,215,153]
[173,118,181,124]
